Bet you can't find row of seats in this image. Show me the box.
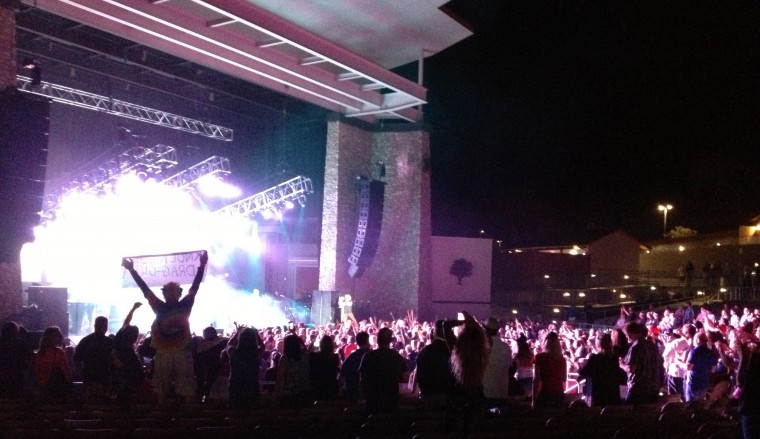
[0,398,742,439]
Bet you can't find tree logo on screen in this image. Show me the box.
[449,258,473,285]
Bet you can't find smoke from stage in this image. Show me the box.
[20,173,291,336]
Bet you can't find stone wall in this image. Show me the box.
[0,4,22,319]
[0,263,22,320]
[0,4,16,90]
[319,119,373,293]
[319,119,432,320]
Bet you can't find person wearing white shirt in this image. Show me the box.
[482,316,512,407]
[662,328,690,398]
[338,293,358,329]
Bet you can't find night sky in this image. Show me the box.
[420,1,759,246]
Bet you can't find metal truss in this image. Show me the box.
[16,75,234,141]
[214,175,313,219]
[43,144,178,215]
[161,156,231,190]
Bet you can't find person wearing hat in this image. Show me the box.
[122,250,208,404]
[662,327,690,398]
[482,316,511,408]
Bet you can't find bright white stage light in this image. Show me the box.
[114,173,143,196]
[196,174,242,199]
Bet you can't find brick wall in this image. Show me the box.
[0,5,21,318]
[0,263,22,319]
[0,4,16,90]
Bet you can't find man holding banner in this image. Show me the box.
[122,250,208,404]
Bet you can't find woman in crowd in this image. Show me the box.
[610,327,630,359]
[512,334,534,397]
[532,331,566,409]
[309,334,340,400]
[225,326,264,410]
[274,333,311,413]
[449,312,490,406]
[35,326,72,403]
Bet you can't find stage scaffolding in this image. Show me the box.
[16,75,234,141]
[42,144,179,217]
[214,175,313,219]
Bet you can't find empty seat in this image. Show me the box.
[132,427,185,439]
[193,426,250,439]
[70,428,129,439]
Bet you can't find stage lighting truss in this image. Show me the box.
[16,75,234,141]
[214,175,313,219]
[41,144,178,218]
[161,156,231,190]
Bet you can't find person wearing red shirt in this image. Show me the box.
[35,326,72,402]
[533,331,566,409]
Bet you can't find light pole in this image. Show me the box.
[658,204,673,237]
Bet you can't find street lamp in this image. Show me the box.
[658,204,673,237]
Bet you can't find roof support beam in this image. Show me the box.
[23,0,426,122]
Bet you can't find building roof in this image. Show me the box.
[19,0,472,123]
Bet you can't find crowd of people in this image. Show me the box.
[1,255,760,437]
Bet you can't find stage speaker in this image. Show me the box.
[310,290,335,326]
[39,311,69,337]
[27,286,68,314]
[0,90,50,263]
[347,178,384,278]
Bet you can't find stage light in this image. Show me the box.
[297,196,307,207]
[136,169,149,182]
[114,173,143,196]
[196,174,241,198]
[283,200,295,210]
[261,208,275,220]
